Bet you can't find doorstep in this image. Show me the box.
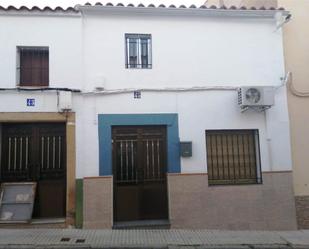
[113,219,170,229]
[31,218,66,224]
[0,218,66,228]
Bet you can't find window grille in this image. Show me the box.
[17,47,49,87]
[206,130,262,185]
[125,34,152,69]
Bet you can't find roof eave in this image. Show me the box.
[0,5,80,16]
[0,11,81,17]
[77,5,289,18]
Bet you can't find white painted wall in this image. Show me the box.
[0,14,83,89]
[83,14,284,91]
[0,92,58,112]
[73,88,291,178]
[0,10,292,178]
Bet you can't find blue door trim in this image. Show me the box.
[98,114,180,176]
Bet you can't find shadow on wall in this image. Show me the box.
[205,0,278,8]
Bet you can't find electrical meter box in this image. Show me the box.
[180,141,192,157]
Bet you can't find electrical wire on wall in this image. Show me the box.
[82,86,239,95]
[0,87,80,92]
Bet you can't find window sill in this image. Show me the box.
[125,65,152,69]
[208,179,263,186]
[17,85,50,89]
[208,184,263,187]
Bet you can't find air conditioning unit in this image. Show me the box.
[238,86,275,110]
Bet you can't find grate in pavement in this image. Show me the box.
[60,237,71,242]
[76,239,86,243]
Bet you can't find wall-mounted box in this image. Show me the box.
[180,141,192,157]
[58,91,72,111]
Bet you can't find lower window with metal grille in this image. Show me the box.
[205,129,262,185]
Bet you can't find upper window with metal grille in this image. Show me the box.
[205,129,262,186]
[125,34,152,69]
[17,47,49,87]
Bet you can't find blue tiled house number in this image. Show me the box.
[27,99,35,107]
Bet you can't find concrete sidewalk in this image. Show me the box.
[0,229,308,249]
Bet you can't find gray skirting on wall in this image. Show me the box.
[168,172,297,230]
[295,195,309,229]
[82,171,297,230]
[83,176,113,229]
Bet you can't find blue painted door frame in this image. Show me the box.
[98,114,181,176]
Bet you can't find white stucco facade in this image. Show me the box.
[0,7,292,179]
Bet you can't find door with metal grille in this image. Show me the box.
[112,126,168,222]
[0,123,66,218]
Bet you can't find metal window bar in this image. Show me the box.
[18,47,49,86]
[137,38,141,66]
[115,137,164,183]
[13,137,17,171]
[144,138,164,181]
[58,136,61,169]
[8,138,11,171]
[147,38,152,68]
[116,139,138,183]
[39,135,63,172]
[5,136,29,174]
[157,139,160,178]
[220,134,225,180]
[254,130,262,181]
[206,130,262,185]
[25,137,29,170]
[19,137,23,171]
[125,34,152,69]
[128,39,138,68]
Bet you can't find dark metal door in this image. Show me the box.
[0,123,66,218]
[112,126,168,222]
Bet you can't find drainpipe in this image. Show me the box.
[264,110,274,171]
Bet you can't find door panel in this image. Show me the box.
[1,124,32,181]
[1,123,66,218]
[35,179,66,218]
[113,126,168,222]
[38,125,66,180]
[35,124,66,218]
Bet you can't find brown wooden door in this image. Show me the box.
[112,126,168,222]
[0,123,66,218]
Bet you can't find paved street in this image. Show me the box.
[0,229,308,249]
